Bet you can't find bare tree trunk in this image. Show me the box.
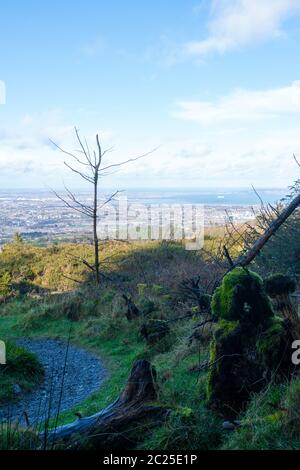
[235,192,300,268]
[51,128,155,287]
[40,360,168,449]
[93,169,100,286]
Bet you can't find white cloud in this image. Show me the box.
[0,104,299,190]
[0,111,114,188]
[185,0,300,57]
[173,81,300,123]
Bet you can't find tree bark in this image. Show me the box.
[41,360,168,449]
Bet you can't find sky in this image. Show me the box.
[1,0,300,191]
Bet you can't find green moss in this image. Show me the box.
[256,318,284,368]
[207,339,217,401]
[214,319,239,342]
[207,320,240,403]
[211,267,273,324]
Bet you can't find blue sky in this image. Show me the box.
[1,0,300,190]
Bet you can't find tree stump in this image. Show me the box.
[41,360,168,449]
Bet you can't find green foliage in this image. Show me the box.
[1,238,298,450]
[211,267,273,324]
[264,274,296,297]
[138,298,156,315]
[256,317,285,369]
[0,341,44,403]
[0,426,38,450]
[13,232,24,244]
[198,293,212,311]
[140,405,223,450]
[140,319,170,345]
[223,378,300,450]
[0,271,12,297]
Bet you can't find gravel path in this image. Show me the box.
[0,338,106,425]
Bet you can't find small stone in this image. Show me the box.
[222,421,236,431]
[13,384,22,395]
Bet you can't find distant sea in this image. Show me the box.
[122,188,288,206]
[0,187,288,206]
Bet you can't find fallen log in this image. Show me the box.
[41,359,168,449]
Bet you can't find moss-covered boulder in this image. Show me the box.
[211,267,273,325]
[208,268,294,416]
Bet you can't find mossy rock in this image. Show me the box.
[208,268,295,416]
[211,267,273,325]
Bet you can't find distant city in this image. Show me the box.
[0,189,287,246]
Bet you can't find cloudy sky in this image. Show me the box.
[1,0,300,190]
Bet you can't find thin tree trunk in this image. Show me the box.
[93,171,100,286]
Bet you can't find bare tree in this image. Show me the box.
[51,127,155,286]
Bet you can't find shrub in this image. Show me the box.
[0,271,12,298]
[140,405,223,450]
[0,341,44,403]
[264,274,296,297]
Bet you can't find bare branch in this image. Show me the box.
[64,185,94,216]
[50,139,90,168]
[98,190,123,209]
[74,127,94,168]
[223,245,234,267]
[64,161,94,183]
[99,147,159,173]
[51,189,93,217]
[294,153,300,167]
